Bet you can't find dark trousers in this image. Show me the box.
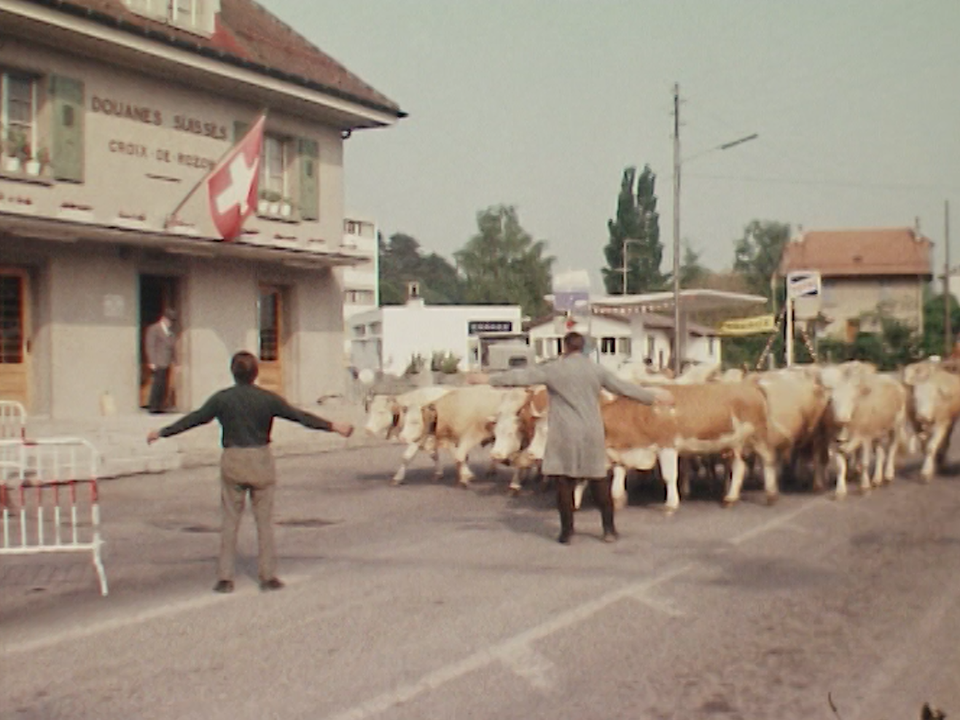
[218,447,278,582]
[554,475,616,540]
[148,367,170,412]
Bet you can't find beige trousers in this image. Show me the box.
[218,446,278,582]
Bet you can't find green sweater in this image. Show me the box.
[159,383,333,448]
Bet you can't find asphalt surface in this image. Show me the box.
[1,441,959,720]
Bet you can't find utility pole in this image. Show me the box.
[671,82,682,376]
[946,200,952,355]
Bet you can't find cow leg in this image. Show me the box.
[508,466,524,495]
[454,436,481,487]
[678,457,692,499]
[658,448,680,514]
[934,417,957,471]
[883,434,898,483]
[760,449,779,506]
[391,442,422,485]
[834,449,848,500]
[610,465,628,510]
[432,449,444,480]
[872,442,887,487]
[573,480,587,511]
[555,476,575,544]
[858,443,873,494]
[722,452,746,507]
[922,422,950,483]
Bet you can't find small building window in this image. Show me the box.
[352,325,365,338]
[260,135,291,205]
[618,337,632,356]
[646,335,655,358]
[1,72,39,170]
[369,321,382,335]
[554,338,563,356]
[600,337,617,355]
[708,337,715,355]
[535,338,544,357]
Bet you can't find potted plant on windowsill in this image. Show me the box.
[3,129,27,173]
[259,189,282,216]
[24,144,43,177]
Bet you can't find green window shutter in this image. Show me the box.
[297,138,319,221]
[49,76,84,183]
[233,121,249,141]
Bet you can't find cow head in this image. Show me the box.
[364,395,404,438]
[490,388,544,463]
[828,375,869,425]
[399,403,438,445]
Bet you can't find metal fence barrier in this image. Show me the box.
[0,437,108,596]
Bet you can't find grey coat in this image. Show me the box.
[489,354,657,478]
[145,320,177,368]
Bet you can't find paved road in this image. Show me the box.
[2,443,959,720]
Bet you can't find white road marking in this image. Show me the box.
[727,496,827,546]
[1,573,311,657]
[497,644,556,691]
[322,564,694,720]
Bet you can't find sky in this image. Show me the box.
[270,0,959,292]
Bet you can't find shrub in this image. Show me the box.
[431,351,461,374]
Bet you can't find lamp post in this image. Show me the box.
[671,82,758,374]
[622,238,643,294]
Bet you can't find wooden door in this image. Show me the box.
[257,287,283,395]
[0,269,30,409]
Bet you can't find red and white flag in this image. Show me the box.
[206,114,266,241]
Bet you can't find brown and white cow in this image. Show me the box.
[750,368,832,492]
[363,385,453,484]
[902,359,960,482]
[603,381,776,512]
[488,386,549,494]
[398,384,512,487]
[820,365,908,497]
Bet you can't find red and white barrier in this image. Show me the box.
[0,437,107,596]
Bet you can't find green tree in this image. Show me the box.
[679,241,711,288]
[454,205,554,318]
[921,289,960,357]
[732,220,791,299]
[378,232,463,305]
[602,165,667,294]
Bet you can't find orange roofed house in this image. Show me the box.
[0,0,404,417]
[779,227,933,342]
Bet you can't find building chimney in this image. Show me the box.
[405,281,424,307]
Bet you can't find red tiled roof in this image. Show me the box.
[779,227,932,278]
[30,0,403,118]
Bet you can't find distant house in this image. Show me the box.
[528,309,721,371]
[779,227,933,341]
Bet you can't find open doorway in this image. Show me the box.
[139,275,180,410]
[257,285,285,395]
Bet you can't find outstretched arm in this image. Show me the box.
[273,397,353,437]
[147,395,218,444]
[598,366,672,406]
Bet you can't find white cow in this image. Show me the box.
[399,385,512,487]
[363,385,453,484]
[820,365,908,498]
[902,360,960,482]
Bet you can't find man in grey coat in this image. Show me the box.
[145,308,178,414]
[469,332,673,544]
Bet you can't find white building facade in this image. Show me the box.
[349,297,523,375]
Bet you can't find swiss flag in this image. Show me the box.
[206,114,266,241]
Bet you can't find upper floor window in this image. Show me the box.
[600,337,617,355]
[125,0,217,36]
[1,72,39,173]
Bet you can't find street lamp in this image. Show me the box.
[671,82,758,374]
[622,238,643,294]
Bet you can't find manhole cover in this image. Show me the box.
[276,518,337,529]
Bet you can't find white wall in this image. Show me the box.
[350,303,522,375]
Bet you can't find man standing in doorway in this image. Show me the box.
[468,332,673,544]
[147,351,354,593]
[145,308,178,414]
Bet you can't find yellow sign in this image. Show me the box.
[718,314,777,336]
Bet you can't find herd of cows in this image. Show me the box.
[361,357,960,513]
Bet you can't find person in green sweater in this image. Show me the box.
[147,351,353,594]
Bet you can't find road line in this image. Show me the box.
[1,573,311,657]
[498,644,556,691]
[728,496,827,546]
[322,564,694,720]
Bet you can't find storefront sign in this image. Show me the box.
[468,320,514,335]
[91,95,229,141]
[107,139,217,171]
[718,314,777,336]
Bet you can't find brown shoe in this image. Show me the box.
[259,577,284,592]
[213,580,234,594]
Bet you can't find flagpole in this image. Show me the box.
[163,109,268,230]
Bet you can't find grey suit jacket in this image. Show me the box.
[489,354,656,478]
[145,321,177,368]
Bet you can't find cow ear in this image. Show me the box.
[485,416,497,431]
